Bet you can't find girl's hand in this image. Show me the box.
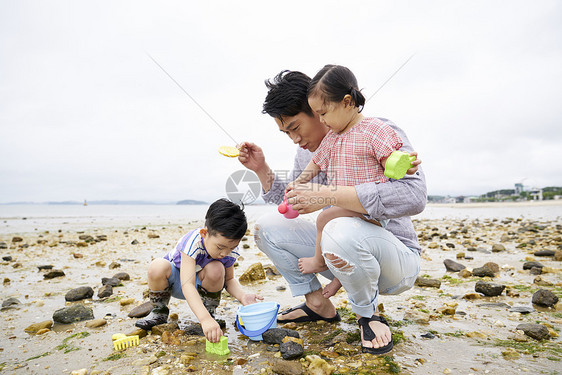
[238,142,267,173]
[201,317,223,343]
[406,151,422,175]
[240,293,264,306]
[286,183,330,214]
[285,180,298,193]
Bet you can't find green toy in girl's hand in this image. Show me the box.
[384,151,417,180]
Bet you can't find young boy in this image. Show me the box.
[135,198,263,343]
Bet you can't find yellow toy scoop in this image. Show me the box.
[218,145,240,158]
[112,333,139,350]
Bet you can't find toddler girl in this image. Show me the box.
[287,64,417,298]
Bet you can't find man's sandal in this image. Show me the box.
[359,315,394,355]
[277,303,341,323]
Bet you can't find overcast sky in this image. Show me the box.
[1,0,561,203]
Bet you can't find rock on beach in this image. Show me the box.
[443,259,466,272]
[280,340,304,360]
[85,318,107,328]
[65,286,94,301]
[262,328,300,345]
[128,301,153,318]
[475,281,506,297]
[491,244,506,252]
[97,285,113,298]
[272,360,304,375]
[44,269,65,279]
[534,250,555,257]
[472,265,496,278]
[113,272,130,280]
[532,289,559,307]
[25,320,53,333]
[53,304,94,324]
[415,276,441,288]
[516,323,550,340]
[2,297,21,309]
[239,263,266,283]
[101,277,121,287]
[523,261,544,270]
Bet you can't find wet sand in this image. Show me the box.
[0,211,561,374]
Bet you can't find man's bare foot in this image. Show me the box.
[298,257,328,274]
[277,289,339,322]
[322,278,342,298]
[360,313,392,350]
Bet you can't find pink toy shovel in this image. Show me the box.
[278,194,299,219]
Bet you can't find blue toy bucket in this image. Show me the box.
[236,301,279,341]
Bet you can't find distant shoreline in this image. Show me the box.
[0,201,209,206]
[427,200,562,208]
[1,200,561,207]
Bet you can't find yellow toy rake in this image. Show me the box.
[112,333,139,350]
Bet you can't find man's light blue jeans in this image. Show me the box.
[254,213,420,318]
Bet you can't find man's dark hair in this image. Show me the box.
[308,65,366,112]
[262,70,314,122]
[205,198,247,240]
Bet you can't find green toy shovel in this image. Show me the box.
[384,151,417,180]
[205,336,230,355]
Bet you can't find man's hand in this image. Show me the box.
[238,142,267,173]
[286,183,330,214]
[240,293,264,306]
[200,317,223,343]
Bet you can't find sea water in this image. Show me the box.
[0,204,274,234]
[0,202,560,235]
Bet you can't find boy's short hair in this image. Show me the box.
[205,198,247,240]
[262,70,314,122]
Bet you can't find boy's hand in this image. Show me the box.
[238,142,267,173]
[240,293,264,306]
[406,151,422,175]
[201,317,223,343]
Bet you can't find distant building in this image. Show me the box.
[528,187,543,200]
[515,183,524,194]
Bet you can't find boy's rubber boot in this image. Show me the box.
[197,284,222,318]
[135,288,171,330]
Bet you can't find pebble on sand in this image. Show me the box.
[474,281,506,297]
[516,323,551,341]
[65,286,94,302]
[43,270,65,279]
[128,301,153,318]
[85,319,107,328]
[239,263,266,284]
[443,259,466,272]
[532,289,559,307]
[53,304,94,324]
[414,276,441,288]
[24,320,53,333]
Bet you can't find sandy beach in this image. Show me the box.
[0,203,561,374]
[427,200,562,208]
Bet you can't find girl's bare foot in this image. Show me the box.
[322,278,342,298]
[298,257,328,274]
